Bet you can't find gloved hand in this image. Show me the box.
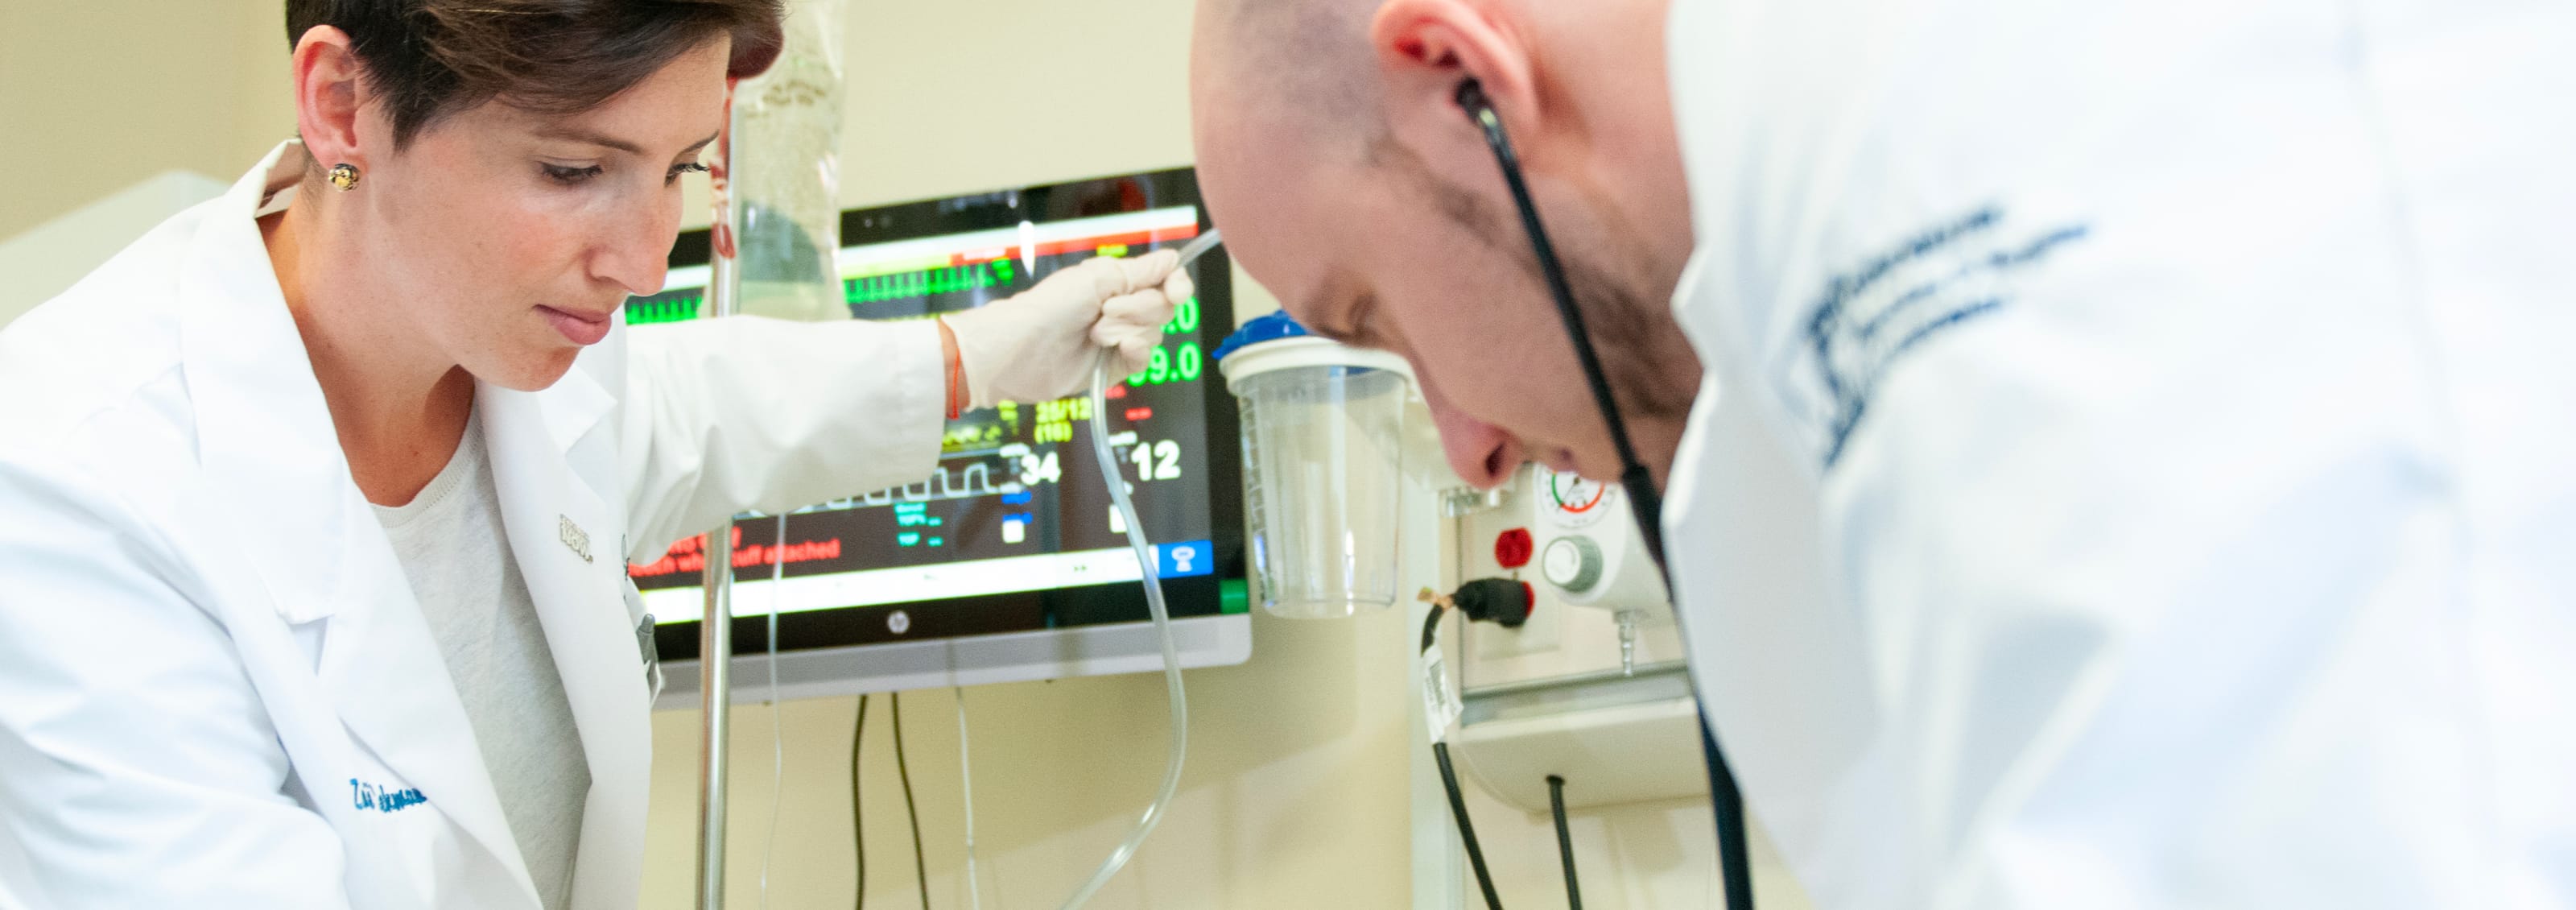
[942,250,1191,408]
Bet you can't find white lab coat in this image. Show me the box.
[0,142,945,908]
[1659,1,2576,907]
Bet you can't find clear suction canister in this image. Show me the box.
[1215,312,1416,618]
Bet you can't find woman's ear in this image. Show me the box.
[290,26,369,174]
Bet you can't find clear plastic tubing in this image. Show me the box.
[1058,359,1189,910]
[1056,230,1215,909]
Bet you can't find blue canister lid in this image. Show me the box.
[1210,309,1310,363]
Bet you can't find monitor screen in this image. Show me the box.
[630,168,1245,668]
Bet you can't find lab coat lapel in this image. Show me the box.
[309,512,541,910]
[477,372,652,910]
[178,141,538,905]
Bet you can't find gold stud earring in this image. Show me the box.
[328,163,361,192]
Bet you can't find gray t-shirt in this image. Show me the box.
[372,411,588,910]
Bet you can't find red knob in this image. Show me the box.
[1494,528,1534,569]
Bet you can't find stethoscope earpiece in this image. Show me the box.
[1455,78,1492,118]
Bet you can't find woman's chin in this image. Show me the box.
[470,350,584,393]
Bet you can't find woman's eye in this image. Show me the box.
[667,162,710,184]
[543,163,605,184]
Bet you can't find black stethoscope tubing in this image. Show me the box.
[1455,77,1757,910]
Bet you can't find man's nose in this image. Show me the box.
[1426,395,1522,490]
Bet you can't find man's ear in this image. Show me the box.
[1368,0,1541,150]
[290,26,369,175]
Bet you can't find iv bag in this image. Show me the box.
[729,0,847,323]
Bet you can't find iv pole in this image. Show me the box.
[694,6,842,896]
[696,88,741,910]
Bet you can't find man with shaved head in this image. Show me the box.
[1195,0,2576,907]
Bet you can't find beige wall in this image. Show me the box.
[0,0,1197,240]
[0,1,293,240]
[649,606,1430,909]
[675,0,1197,230]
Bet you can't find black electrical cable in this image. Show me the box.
[1419,606,1505,910]
[852,694,869,910]
[891,692,930,910]
[1547,776,1583,910]
[1434,741,1506,910]
[1456,77,1757,910]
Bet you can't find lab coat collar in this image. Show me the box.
[179,140,377,628]
[539,355,617,455]
[478,380,650,910]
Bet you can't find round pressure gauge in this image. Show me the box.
[1538,466,1616,529]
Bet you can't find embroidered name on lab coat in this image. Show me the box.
[559,515,592,563]
[351,779,427,813]
[1796,205,2090,468]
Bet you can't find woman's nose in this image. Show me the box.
[592,191,678,296]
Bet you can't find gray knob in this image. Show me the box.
[1541,536,1604,592]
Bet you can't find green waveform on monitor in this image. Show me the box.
[844,259,1018,306]
[625,256,1026,325]
[627,292,704,325]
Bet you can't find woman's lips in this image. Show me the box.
[539,305,613,345]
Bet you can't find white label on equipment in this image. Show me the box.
[1421,650,1463,743]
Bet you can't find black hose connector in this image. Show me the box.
[1452,577,1534,628]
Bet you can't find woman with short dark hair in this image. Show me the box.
[0,3,1185,907]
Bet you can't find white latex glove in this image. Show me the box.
[943,250,1192,408]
